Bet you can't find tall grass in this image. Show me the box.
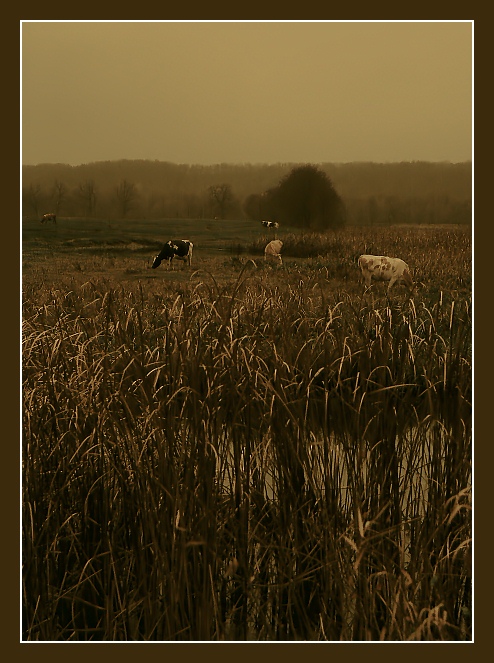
[248,225,471,290]
[22,230,471,641]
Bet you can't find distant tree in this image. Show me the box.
[243,191,276,221]
[78,180,97,217]
[21,160,472,225]
[115,179,138,218]
[180,192,205,219]
[244,193,260,220]
[145,192,161,218]
[208,184,233,219]
[368,196,379,226]
[267,164,346,231]
[51,180,67,216]
[24,184,43,219]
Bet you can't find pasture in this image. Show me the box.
[22,218,472,641]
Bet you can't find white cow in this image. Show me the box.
[261,220,279,229]
[264,239,283,265]
[358,254,414,291]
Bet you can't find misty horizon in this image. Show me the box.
[22,21,472,168]
[23,157,472,168]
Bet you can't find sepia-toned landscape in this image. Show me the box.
[22,216,471,640]
[21,19,473,644]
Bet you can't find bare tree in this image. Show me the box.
[208,184,233,219]
[115,179,138,218]
[78,180,97,217]
[52,180,67,216]
[24,184,43,219]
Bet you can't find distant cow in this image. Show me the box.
[152,240,193,269]
[264,239,283,265]
[358,254,414,291]
[261,220,279,229]
[41,213,56,224]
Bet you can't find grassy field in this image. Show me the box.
[22,218,472,641]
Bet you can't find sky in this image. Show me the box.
[21,21,473,167]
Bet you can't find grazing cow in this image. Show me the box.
[264,239,283,265]
[358,254,414,292]
[261,220,279,229]
[41,213,56,224]
[152,240,193,269]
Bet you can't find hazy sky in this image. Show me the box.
[21,21,472,166]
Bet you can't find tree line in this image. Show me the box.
[22,159,471,226]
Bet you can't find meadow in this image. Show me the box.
[22,218,472,641]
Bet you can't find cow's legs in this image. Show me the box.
[387,277,397,291]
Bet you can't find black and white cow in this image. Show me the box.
[152,240,193,269]
[41,213,57,224]
[261,220,279,229]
